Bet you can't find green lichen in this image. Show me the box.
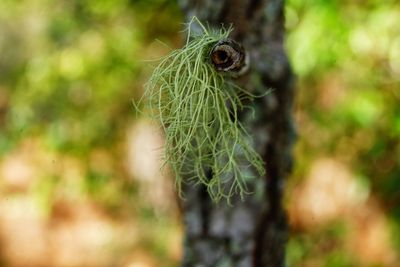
[140,17,265,202]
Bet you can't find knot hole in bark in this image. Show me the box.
[211,39,247,73]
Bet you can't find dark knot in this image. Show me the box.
[211,39,246,73]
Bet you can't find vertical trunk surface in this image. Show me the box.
[178,0,295,266]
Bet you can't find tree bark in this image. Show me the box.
[178,0,296,266]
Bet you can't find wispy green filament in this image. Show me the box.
[142,17,265,201]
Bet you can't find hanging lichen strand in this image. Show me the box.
[143,17,265,202]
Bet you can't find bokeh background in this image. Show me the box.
[0,0,399,266]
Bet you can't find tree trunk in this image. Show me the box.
[178,0,296,266]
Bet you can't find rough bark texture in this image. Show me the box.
[178,0,295,266]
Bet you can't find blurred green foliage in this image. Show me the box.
[0,0,181,155]
[0,0,182,266]
[0,0,399,266]
[286,0,400,266]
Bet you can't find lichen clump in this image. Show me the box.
[142,17,265,201]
